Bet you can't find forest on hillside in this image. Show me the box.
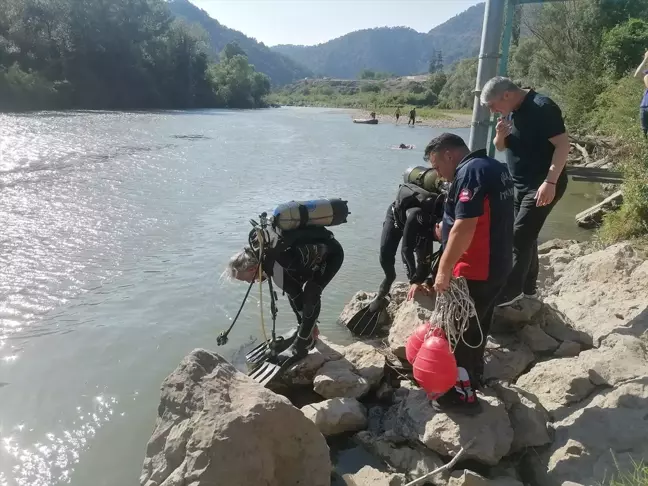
[272,3,485,79]
[0,0,271,111]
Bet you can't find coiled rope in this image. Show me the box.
[429,276,483,352]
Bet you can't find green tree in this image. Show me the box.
[438,58,478,109]
[427,71,447,95]
[601,19,648,78]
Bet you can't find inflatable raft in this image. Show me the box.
[353,118,378,125]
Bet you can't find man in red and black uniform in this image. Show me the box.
[426,133,514,414]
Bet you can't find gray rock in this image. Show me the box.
[448,470,524,486]
[554,341,581,357]
[538,239,579,255]
[140,349,331,486]
[338,290,391,330]
[540,307,592,348]
[388,295,435,359]
[492,298,544,333]
[491,382,551,453]
[343,465,407,486]
[519,325,560,354]
[543,242,648,343]
[484,334,535,382]
[342,341,386,387]
[355,431,447,485]
[516,335,648,415]
[284,338,344,386]
[389,389,513,465]
[313,359,371,399]
[301,398,367,436]
[528,378,648,486]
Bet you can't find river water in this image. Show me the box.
[0,107,599,486]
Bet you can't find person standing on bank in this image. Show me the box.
[480,77,571,307]
[427,133,514,413]
[633,51,648,138]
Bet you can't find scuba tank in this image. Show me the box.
[403,166,443,193]
[393,168,444,227]
[272,198,350,231]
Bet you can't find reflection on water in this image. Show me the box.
[0,107,601,486]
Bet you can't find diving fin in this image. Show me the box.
[245,327,298,369]
[247,341,311,387]
[346,295,389,337]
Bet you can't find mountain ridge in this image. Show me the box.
[271,3,485,78]
[168,0,313,85]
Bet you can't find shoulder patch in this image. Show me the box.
[459,188,473,203]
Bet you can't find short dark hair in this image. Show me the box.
[423,133,468,161]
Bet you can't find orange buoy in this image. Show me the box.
[413,334,457,395]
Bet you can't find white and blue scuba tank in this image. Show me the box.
[248,198,349,268]
[271,198,350,231]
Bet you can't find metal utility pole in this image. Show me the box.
[469,0,507,152]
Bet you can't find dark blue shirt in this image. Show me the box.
[442,150,514,282]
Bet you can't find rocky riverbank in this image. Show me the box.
[140,240,648,486]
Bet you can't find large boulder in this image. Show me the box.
[516,334,648,416]
[313,359,371,399]
[140,349,331,486]
[342,341,386,387]
[491,382,551,453]
[518,324,560,354]
[528,377,648,486]
[484,334,535,383]
[301,398,367,436]
[543,242,648,344]
[492,298,543,333]
[388,295,435,359]
[387,389,513,465]
[354,431,447,485]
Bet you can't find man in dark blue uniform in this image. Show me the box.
[425,133,514,413]
[480,77,570,306]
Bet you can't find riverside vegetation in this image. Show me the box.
[272,0,648,247]
[0,0,271,110]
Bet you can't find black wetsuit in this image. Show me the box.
[379,184,443,297]
[263,231,344,350]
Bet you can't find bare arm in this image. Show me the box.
[634,52,648,78]
[437,217,478,278]
[545,132,570,183]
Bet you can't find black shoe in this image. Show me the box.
[496,291,524,308]
[431,388,482,415]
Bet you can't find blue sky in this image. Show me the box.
[192,0,483,46]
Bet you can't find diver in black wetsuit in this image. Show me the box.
[378,169,445,303]
[227,227,344,365]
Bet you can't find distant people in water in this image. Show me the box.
[408,108,416,126]
[395,107,401,123]
[398,143,414,149]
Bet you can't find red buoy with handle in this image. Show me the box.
[405,323,429,364]
[405,323,445,364]
[413,333,457,395]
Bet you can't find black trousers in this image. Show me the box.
[453,278,506,387]
[503,176,567,297]
[379,204,402,297]
[283,238,345,342]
